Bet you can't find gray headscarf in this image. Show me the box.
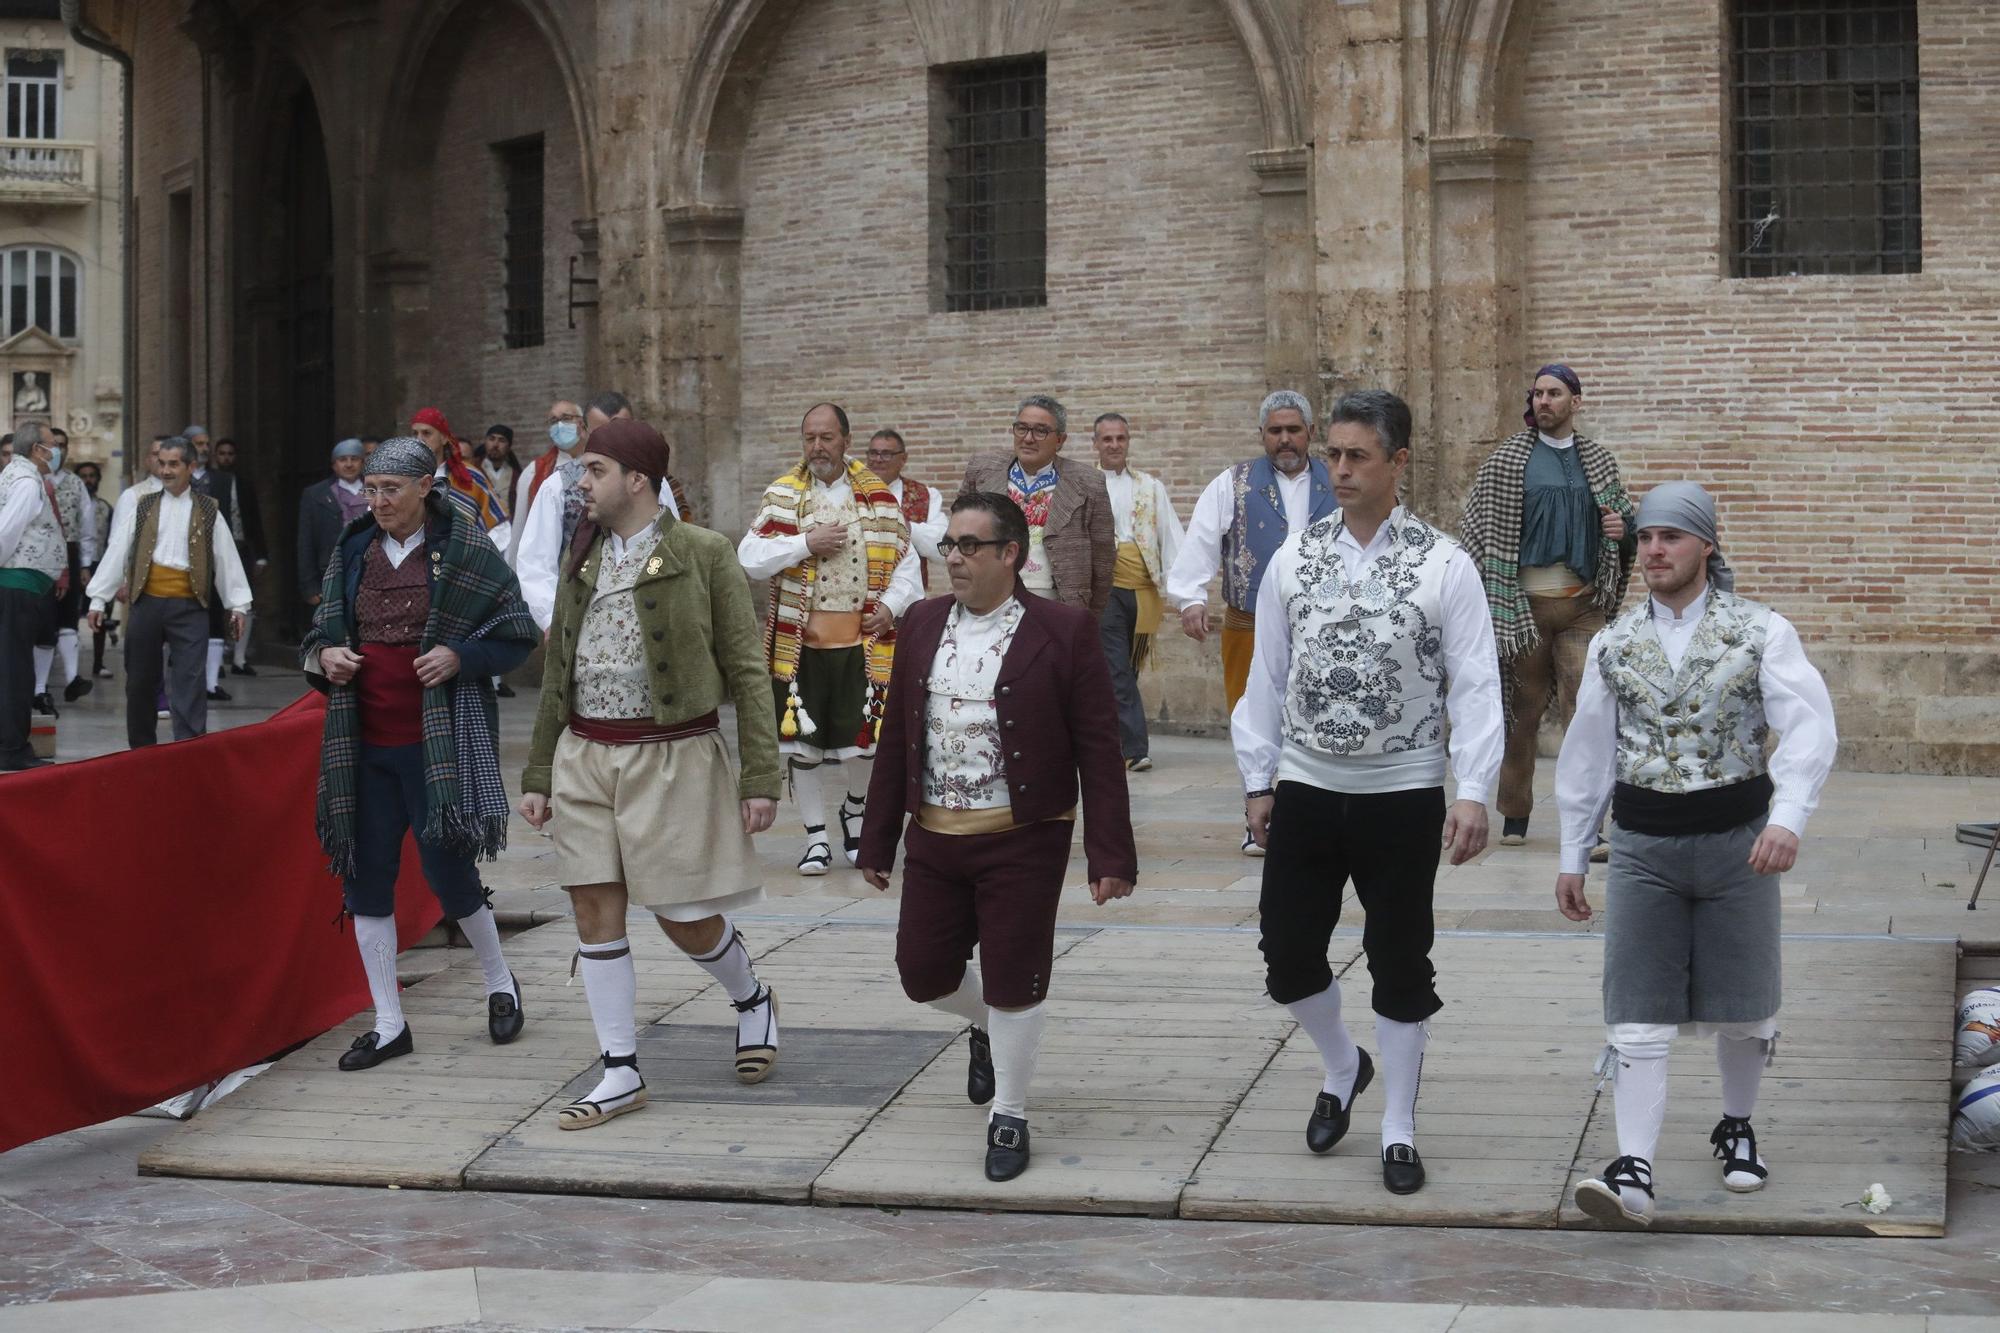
[1634,480,1734,593]
[365,435,435,480]
[330,438,365,460]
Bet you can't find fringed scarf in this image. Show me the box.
[306,493,538,879]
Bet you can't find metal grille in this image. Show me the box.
[939,58,1046,312]
[496,136,545,349]
[1731,0,1920,278]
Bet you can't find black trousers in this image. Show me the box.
[124,596,208,747]
[342,742,487,920]
[0,584,41,765]
[1097,587,1149,760]
[1258,780,1446,1022]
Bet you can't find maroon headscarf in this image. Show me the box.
[565,418,673,576]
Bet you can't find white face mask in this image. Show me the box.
[549,421,579,450]
[43,446,63,472]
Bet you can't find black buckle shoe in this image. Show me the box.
[31,692,56,717]
[1382,1142,1426,1194]
[230,663,259,676]
[488,975,524,1044]
[207,686,231,702]
[62,676,92,703]
[339,1025,413,1071]
[967,1026,995,1106]
[1306,1048,1373,1154]
[986,1113,1031,1182]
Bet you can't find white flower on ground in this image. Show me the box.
[1860,1183,1892,1214]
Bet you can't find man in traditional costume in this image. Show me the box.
[1557,481,1835,1228]
[518,419,785,1126]
[858,491,1137,1182]
[301,437,539,1071]
[86,437,253,748]
[1460,363,1634,849]
[739,403,921,874]
[29,427,92,713]
[1234,390,1502,1196]
[0,423,66,769]
[1167,389,1337,854]
[958,395,1114,616]
[299,439,370,617]
[584,391,695,524]
[1092,412,1182,772]
[865,428,945,590]
[409,407,512,553]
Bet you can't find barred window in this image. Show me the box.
[935,57,1046,313]
[1730,0,1920,278]
[495,135,544,349]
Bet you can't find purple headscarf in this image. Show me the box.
[1525,363,1583,428]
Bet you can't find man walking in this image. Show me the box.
[858,492,1137,1182]
[299,439,370,621]
[959,396,1114,616]
[0,423,66,770]
[30,426,92,712]
[584,391,694,524]
[1234,390,1502,1196]
[1167,389,1337,854]
[86,437,253,747]
[303,437,538,1071]
[518,419,784,1125]
[1093,412,1182,772]
[211,437,267,676]
[75,460,114,680]
[1557,482,1835,1228]
[864,429,945,589]
[1460,364,1634,847]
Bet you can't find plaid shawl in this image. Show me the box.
[305,492,538,879]
[1459,430,1635,726]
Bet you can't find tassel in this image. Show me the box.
[780,685,800,740]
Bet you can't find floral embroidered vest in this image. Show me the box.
[0,458,64,577]
[1277,511,1457,758]
[1597,591,1772,793]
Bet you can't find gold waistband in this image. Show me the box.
[1222,605,1256,633]
[804,609,863,649]
[916,803,1078,836]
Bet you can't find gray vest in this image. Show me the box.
[1597,590,1772,793]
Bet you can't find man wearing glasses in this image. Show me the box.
[865,429,945,590]
[858,492,1136,1183]
[959,396,1114,617]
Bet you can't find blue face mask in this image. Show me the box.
[44,446,63,472]
[549,421,579,450]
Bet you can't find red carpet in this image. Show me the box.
[0,693,442,1152]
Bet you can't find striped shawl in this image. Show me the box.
[753,459,908,690]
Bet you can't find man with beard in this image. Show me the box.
[739,403,920,874]
[1166,390,1337,854]
[1557,482,1835,1228]
[1460,364,1635,850]
[583,391,695,525]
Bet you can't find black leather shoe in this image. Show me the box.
[967,1026,995,1106]
[230,663,258,676]
[1306,1048,1374,1154]
[1382,1142,1426,1194]
[31,692,56,717]
[339,1025,413,1071]
[63,676,92,702]
[986,1114,1031,1182]
[495,682,516,698]
[0,755,51,772]
[207,686,231,702]
[488,976,524,1044]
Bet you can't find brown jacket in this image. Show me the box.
[958,451,1115,616]
[857,586,1138,886]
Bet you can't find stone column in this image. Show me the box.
[1251,146,1314,393]
[1426,133,1529,523]
[660,205,745,534]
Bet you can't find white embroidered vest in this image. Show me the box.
[922,598,1025,810]
[0,458,65,577]
[1597,591,1772,793]
[1277,512,1457,759]
[573,521,664,720]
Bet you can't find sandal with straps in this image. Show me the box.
[557,1052,647,1130]
[1711,1115,1769,1192]
[798,825,832,877]
[733,986,780,1084]
[838,796,865,867]
[1574,1154,1656,1227]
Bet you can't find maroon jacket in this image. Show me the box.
[858,585,1139,885]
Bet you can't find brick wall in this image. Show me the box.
[418,0,588,469]
[1518,0,2000,772]
[735,0,1268,567]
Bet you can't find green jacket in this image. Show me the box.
[522,511,783,801]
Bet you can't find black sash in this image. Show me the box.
[1613,773,1772,837]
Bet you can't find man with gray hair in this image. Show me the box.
[86,436,253,747]
[1166,389,1337,855]
[958,395,1114,616]
[1555,481,1835,1228]
[0,422,67,769]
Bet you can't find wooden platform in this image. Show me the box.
[140,921,1958,1237]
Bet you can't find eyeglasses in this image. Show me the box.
[865,448,904,459]
[362,482,414,500]
[1010,422,1057,441]
[936,535,1009,558]
[547,413,582,426]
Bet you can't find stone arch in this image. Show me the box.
[1431,0,1542,140]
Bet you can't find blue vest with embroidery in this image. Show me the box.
[1221,456,1337,612]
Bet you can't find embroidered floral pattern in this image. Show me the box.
[1599,591,1772,791]
[804,480,869,612]
[922,599,1026,810]
[574,523,663,720]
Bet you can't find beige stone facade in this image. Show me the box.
[0,7,123,492]
[70,0,2000,770]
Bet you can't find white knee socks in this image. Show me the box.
[1286,983,1361,1101]
[577,937,642,1102]
[686,916,761,1004]
[987,1003,1047,1122]
[1612,1046,1670,1166]
[1376,1016,1428,1151]
[926,963,988,1028]
[32,645,52,693]
[56,628,77,685]
[352,914,405,1043]
[455,906,517,1000]
[843,756,873,806]
[1716,1033,1770,1120]
[205,638,224,691]
[793,764,827,834]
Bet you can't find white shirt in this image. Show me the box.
[379,528,426,569]
[336,477,363,498]
[736,473,924,618]
[517,455,678,630]
[1553,588,1839,875]
[887,476,946,563]
[1231,507,1503,805]
[1538,431,1575,451]
[1165,462,1314,610]
[86,485,254,614]
[0,464,48,567]
[1101,466,1185,576]
[77,484,101,565]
